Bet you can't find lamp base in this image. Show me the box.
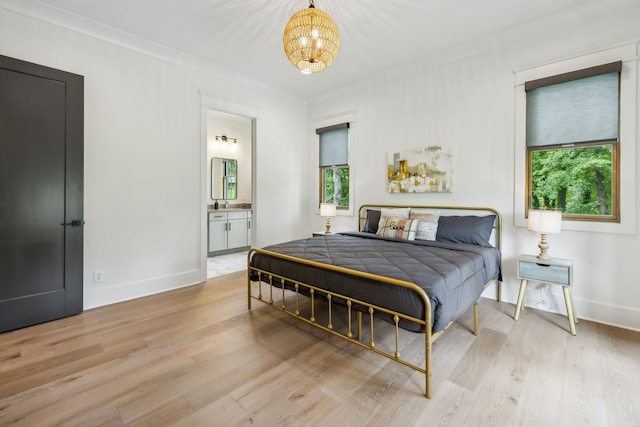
[536,232,550,259]
[325,217,332,234]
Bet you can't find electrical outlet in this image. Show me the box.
[93,270,105,283]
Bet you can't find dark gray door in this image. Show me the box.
[0,55,84,333]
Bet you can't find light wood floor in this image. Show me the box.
[1,271,639,427]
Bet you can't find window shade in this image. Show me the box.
[318,124,349,167]
[526,70,620,147]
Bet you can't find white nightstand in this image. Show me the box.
[514,254,578,335]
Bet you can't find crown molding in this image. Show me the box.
[0,0,306,104]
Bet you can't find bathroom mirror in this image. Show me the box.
[211,157,237,200]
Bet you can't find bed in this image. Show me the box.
[247,205,502,398]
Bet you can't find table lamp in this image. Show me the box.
[528,209,562,260]
[320,203,337,234]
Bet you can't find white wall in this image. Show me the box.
[0,7,309,309]
[307,1,640,331]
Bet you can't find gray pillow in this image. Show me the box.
[436,215,495,247]
[363,209,381,233]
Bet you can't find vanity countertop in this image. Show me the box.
[207,207,251,213]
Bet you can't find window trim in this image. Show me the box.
[513,43,637,234]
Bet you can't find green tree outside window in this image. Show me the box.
[530,143,614,216]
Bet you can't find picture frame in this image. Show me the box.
[387,145,453,193]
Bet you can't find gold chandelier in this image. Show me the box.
[283,0,340,74]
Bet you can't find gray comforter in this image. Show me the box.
[249,232,501,332]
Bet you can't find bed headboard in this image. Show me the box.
[358,204,502,251]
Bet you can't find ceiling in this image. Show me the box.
[5,0,599,98]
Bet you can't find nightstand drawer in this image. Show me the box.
[518,261,571,285]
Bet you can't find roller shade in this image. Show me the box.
[526,62,620,147]
[318,123,349,167]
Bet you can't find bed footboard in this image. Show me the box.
[247,248,439,397]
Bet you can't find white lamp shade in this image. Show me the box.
[320,203,337,217]
[528,209,562,233]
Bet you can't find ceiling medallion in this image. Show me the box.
[283,0,340,74]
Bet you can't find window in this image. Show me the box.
[317,123,350,209]
[525,62,621,222]
[514,43,637,234]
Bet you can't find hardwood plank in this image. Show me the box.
[126,397,194,427]
[3,350,198,426]
[448,328,507,392]
[558,319,608,426]
[182,350,282,412]
[412,380,474,426]
[514,309,573,425]
[171,394,247,427]
[456,317,531,425]
[599,324,640,426]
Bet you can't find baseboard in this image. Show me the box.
[83,269,205,310]
[570,297,640,333]
[482,281,640,333]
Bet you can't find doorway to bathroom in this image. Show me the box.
[205,110,253,278]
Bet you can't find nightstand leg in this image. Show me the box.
[514,279,528,320]
[568,289,578,324]
[562,286,577,336]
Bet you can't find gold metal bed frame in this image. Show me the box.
[247,205,502,398]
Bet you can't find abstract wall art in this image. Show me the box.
[387,145,453,193]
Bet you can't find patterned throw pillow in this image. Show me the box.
[376,216,419,240]
[377,208,411,232]
[410,210,439,241]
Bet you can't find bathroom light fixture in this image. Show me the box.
[528,208,562,259]
[283,0,340,74]
[320,203,336,234]
[215,135,237,143]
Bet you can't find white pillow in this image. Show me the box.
[410,210,439,241]
[377,208,410,232]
